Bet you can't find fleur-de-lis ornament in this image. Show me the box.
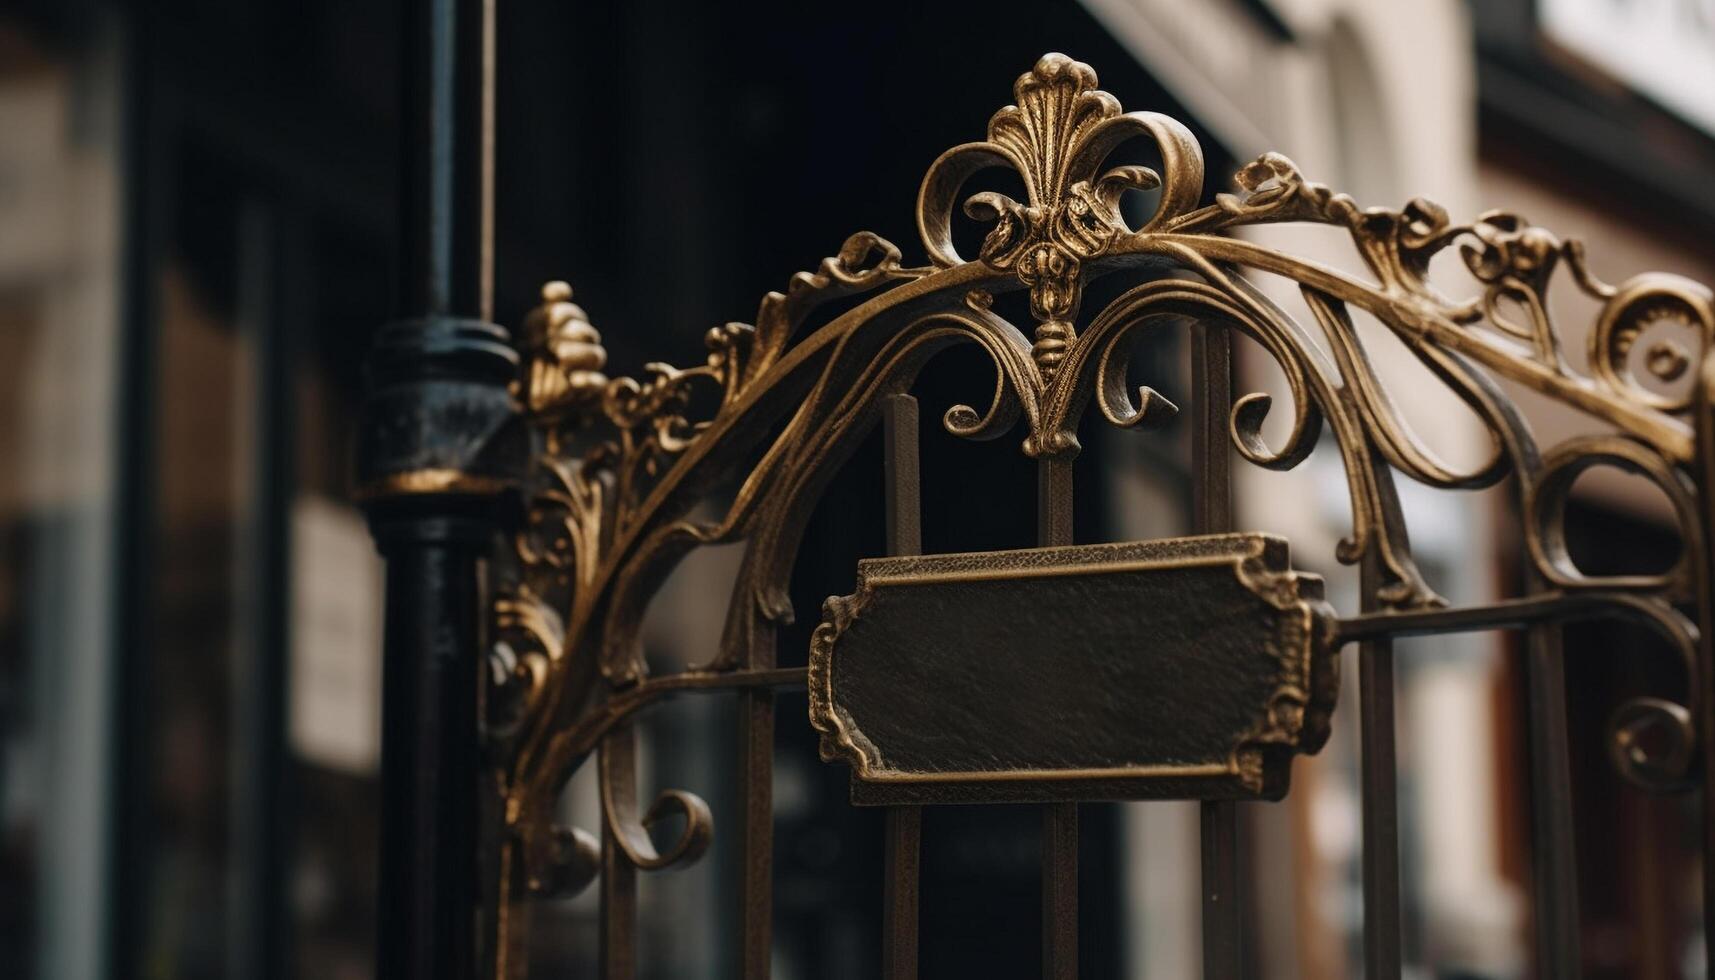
[918,53,1202,379]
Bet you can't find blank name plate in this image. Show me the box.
[807,533,1339,805]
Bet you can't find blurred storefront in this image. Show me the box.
[0,1,1711,978]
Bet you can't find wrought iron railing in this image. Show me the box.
[476,53,1715,979]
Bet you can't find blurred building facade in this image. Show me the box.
[0,1,1712,978]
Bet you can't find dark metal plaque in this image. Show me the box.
[807,533,1339,805]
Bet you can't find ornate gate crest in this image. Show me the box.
[481,53,1715,979]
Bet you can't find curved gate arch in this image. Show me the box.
[484,52,1715,979]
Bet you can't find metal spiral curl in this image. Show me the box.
[598,726,713,872]
[1526,434,1702,599]
[1609,696,1697,793]
[1588,273,1715,414]
[529,825,600,898]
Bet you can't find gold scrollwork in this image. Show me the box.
[482,53,1715,978]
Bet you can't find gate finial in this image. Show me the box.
[520,281,609,432]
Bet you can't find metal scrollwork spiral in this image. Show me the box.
[1610,696,1697,793]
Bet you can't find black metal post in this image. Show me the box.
[359,2,519,979]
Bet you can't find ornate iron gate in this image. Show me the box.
[360,33,1715,980]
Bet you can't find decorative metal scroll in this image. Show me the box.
[808,534,1339,804]
[483,52,1715,978]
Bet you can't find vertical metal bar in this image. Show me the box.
[1694,353,1715,980]
[599,832,638,976]
[601,735,639,980]
[1359,551,1402,980]
[1039,456,1075,545]
[1523,618,1580,977]
[398,0,494,321]
[110,11,160,977]
[228,202,293,980]
[474,0,495,320]
[1038,457,1078,980]
[109,9,166,980]
[882,395,923,979]
[739,630,776,979]
[1042,799,1080,980]
[1198,805,1241,979]
[884,394,924,558]
[1191,322,1242,979]
[884,808,922,979]
[362,1,513,978]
